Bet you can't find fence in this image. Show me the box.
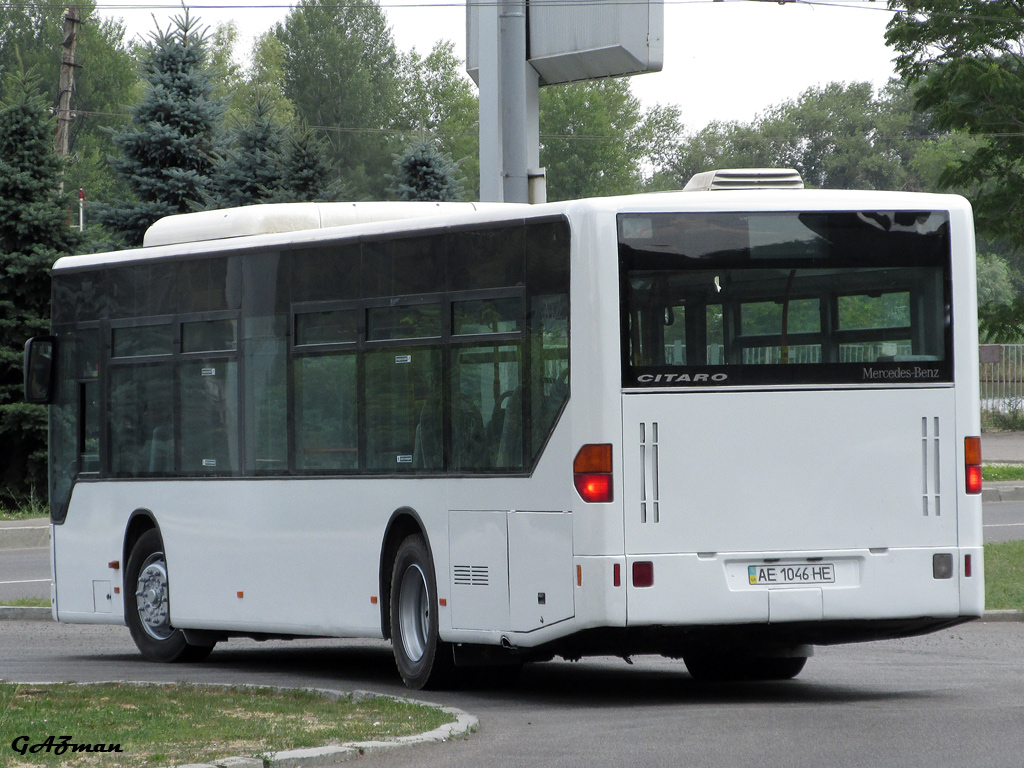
[980,344,1024,429]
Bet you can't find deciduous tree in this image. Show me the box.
[886,0,1024,243]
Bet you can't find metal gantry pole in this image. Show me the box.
[478,0,541,203]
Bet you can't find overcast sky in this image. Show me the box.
[105,0,901,131]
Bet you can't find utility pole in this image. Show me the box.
[478,0,542,204]
[55,6,81,161]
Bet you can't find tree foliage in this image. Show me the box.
[274,0,402,199]
[886,0,1024,243]
[0,3,139,217]
[0,66,80,504]
[539,78,683,201]
[670,82,923,191]
[397,41,478,198]
[97,10,226,246]
[389,142,464,201]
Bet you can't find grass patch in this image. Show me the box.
[0,682,454,767]
[0,496,47,522]
[982,464,1024,482]
[0,597,49,608]
[985,540,1024,611]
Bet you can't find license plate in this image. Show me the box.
[748,563,835,586]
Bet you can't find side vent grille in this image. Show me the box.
[640,422,661,523]
[922,416,941,516]
[683,168,804,192]
[453,565,489,586]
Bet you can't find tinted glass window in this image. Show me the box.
[365,347,442,470]
[367,303,442,341]
[452,344,522,469]
[295,309,358,346]
[112,324,173,358]
[179,360,239,474]
[182,318,237,353]
[294,354,358,471]
[620,211,951,387]
[109,364,175,475]
[453,298,521,335]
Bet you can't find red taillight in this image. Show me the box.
[965,436,982,495]
[632,561,654,588]
[574,444,613,502]
[965,554,973,578]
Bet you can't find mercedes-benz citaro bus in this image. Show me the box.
[25,169,984,688]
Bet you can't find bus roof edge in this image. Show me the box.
[141,201,521,247]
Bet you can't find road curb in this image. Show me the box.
[982,484,1024,502]
[149,685,477,768]
[980,609,1024,622]
[0,520,48,551]
[0,606,52,621]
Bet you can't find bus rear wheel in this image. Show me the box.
[125,529,214,663]
[389,534,455,689]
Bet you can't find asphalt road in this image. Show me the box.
[0,621,1021,768]
[0,546,49,602]
[982,500,1024,542]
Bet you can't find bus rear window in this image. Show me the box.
[619,211,952,387]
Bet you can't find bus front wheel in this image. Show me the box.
[389,535,455,689]
[125,529,214,663]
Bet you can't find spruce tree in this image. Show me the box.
[273,122,342,202]
[211,95,284,208]
[0,67,80,506]
[98,10,225,246]
[389,143,464,202]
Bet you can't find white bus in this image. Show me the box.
[25,170,984,688]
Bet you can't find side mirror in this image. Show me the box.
[24,337,57,405]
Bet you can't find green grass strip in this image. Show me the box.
[982,464,1024,482]
[984,540,1024,611]
[0,682,454,767]
[0,598,49,608]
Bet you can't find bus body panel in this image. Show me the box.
[621,386,960,555]
[624,547,966,628]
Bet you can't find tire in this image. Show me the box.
[389,534,455,689]
[125,529,214,663]
[683,652,806,682]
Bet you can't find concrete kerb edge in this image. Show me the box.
[260,687,478,768]
[0,606,52,621]
[3,681,477,768]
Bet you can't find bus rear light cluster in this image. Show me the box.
[965,436,982,495]
[574,444,613,503]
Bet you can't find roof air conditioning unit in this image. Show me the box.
[683,168,804,192]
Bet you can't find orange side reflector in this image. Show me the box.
[439,598,447,607]
[370,595,378,605]
[237,591,244,599]
[576,565,582,587]
[107,561,120,570]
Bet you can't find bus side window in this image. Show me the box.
[453,344,521,469]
